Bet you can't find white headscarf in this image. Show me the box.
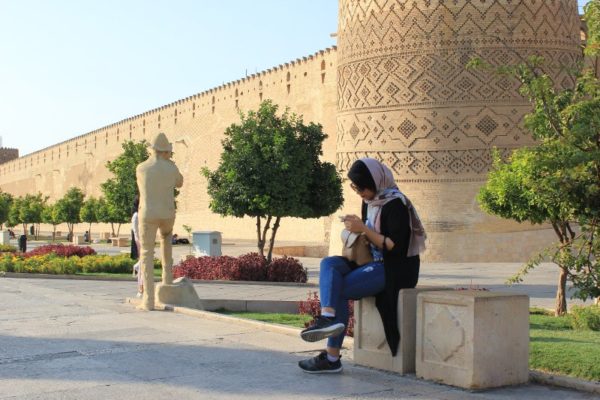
[360,158,426,257]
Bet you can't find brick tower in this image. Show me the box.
[334,0,581,261]
[0,147,18,165]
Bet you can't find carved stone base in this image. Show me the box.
[354,287,451,374]
[416,290,529,389]
[155,277,204,309]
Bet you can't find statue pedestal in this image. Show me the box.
[155,277,204,309]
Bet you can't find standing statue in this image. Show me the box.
[136,132,184,310]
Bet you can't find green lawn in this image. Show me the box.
[529,309,600,381]
[216,309,312,328]
[216,308,600,381]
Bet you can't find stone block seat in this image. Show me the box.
[354,286,450,375]
[415,290,529,389]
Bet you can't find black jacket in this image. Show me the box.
[362,198,420,356]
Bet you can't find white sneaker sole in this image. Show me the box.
[300,322,345,342]
[301,365,343,374]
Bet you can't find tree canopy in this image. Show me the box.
[100,140,149,233]
[0,190,13,230]
[7,193,46,236]
[54,187,85,238]
[203,100,343,262]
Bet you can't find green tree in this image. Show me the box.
[585,0,600,58]
[100,140,149,236]
[42,202,61,241]
[95,197,118,237]
[6,194,46,237]
[54,187,85,239]
[7,196,24,234]
[80,197,99,242]
[0,190,13,230]
[203,100,343,262]
[473,2,600,314]
[25,193,47,239]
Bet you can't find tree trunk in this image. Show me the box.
[116,223,121,237]
[256,216,264,257]
[266,217,281,264]
[88,223,92,242]
[258,216,272,259]
[110,223,116,237]
[52,225,57,242]
[555,266,568,316]
[68,223,74,239]
[22,223,27,235]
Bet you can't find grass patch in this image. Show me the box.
[216,307,600,381]
[215,309,312,329]
[530,310,600,381]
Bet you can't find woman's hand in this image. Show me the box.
[344,215,366,233]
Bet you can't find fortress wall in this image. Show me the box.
[0,48,339,242]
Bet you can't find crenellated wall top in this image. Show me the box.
[7,46,337,165]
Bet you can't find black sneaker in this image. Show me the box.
[298,351,343,374]
[300,316,345,342]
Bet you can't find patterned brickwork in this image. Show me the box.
[336,0,581,180]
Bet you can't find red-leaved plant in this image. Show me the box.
[24,244,96,258]
[173,252,307,283]
[298,291,354,337]
[267,256,307,282]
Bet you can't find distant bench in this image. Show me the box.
[110,237,129,247]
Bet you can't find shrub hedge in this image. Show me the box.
[0,254,160,275]
[0,244,17,253]
[173,252,307,283]
[25,244,96,258]
[570,305,600,331]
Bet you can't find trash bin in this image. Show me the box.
[18,234,27,253]
[192,231,222,256]
[0,231,9,245]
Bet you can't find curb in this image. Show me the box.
[530,370,600,395]
[1,272,139,282]
[124,297,354,347]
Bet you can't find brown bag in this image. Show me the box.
[341,229,373,266]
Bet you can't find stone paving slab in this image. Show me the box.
[0,277,596,400]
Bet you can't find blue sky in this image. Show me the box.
[0,0,591,156]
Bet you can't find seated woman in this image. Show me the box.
[298,157,425,373]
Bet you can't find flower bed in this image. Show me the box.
[0,253,160,275]
[0,244,17,253]
[173,252,307,283]
[24,244,96,258]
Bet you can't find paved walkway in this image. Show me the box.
[1,277,596,400]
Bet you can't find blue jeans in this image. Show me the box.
[319,256,385,349]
